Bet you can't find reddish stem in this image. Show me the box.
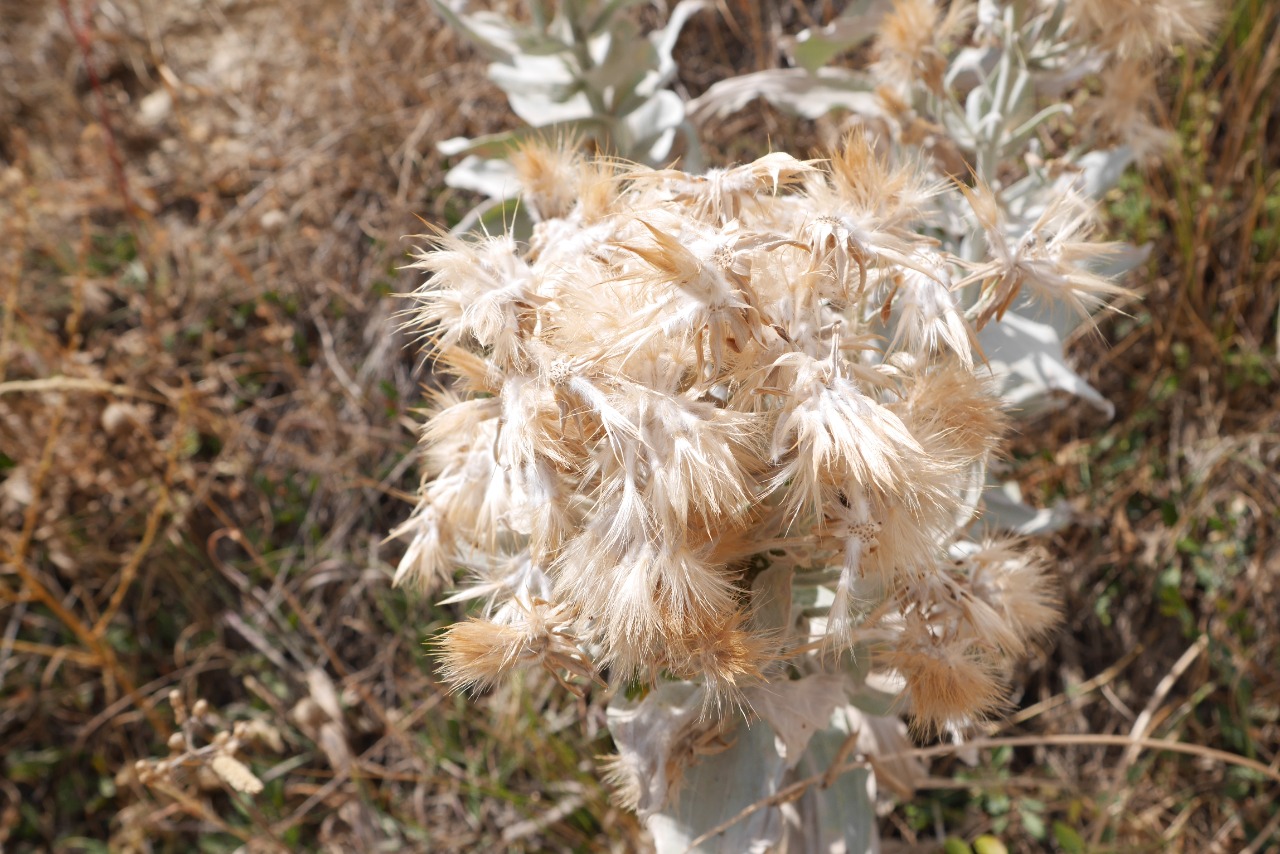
[59,0,138,218]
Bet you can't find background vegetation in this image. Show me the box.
[0,0,1276,850]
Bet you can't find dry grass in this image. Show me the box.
[0,1,629,849]
[0,0,1276,851]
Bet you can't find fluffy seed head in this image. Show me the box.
[398,137,1117,760]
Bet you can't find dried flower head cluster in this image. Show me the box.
[129,690,283,798]
[395,134,1097,737]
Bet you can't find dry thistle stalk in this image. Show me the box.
[394,131,1103,792]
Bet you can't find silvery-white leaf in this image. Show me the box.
[939,100,979,151]
[783,27,855,74]
[945,46,999,91]
[527,0,553,30]
[675,119,705,173]
[1035,51,1106,97]
[546,2,574,44]
[648,713,788,854]
[428,3,520,60]
[617,89,686,159]
[651,0,708,85]
[1007,65,1036,123]
[1088,241,1151,280]
[1001,169,1053,217]
[644,126,678,163]
[448,195,527,237]
[947,459,988,541]
[793,581,837,641]
[976,0,1001,33]
[435,5,572,61]
[438,135,477,157]
[606,681,707,816]
[587,20,616,65]
[964,80,987,129]
[979,310,1114,417]
[750,564,794,636]
[443,155,520,199]
[979,479,1072,535]
[791,582,835,611]
[781,705,880,854]
[782,0,890,73]
[1060,146,1137,199]
[1002,103,1072,152]
[634,0,703,104]
[489,52,577,99]
[845,642,874,688]
[585,21,653,107]
[492,50,576,86]
[508,89,596,126]
[846,675,899,719]
[845,707,925,804]
[747,674,848,769]
[436,119,609,161]
[688,68,881,122]
[512,30,577,57]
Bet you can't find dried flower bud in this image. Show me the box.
[210,754,264,795]
[169,691,190,727]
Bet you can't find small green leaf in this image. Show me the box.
[973,835,1008,854]
[943,839,974,854]
[1021,806,1047,839]
[1053,821,1086,854]
[54,839,112,854]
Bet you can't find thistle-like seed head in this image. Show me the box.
[397,135,1124,751]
